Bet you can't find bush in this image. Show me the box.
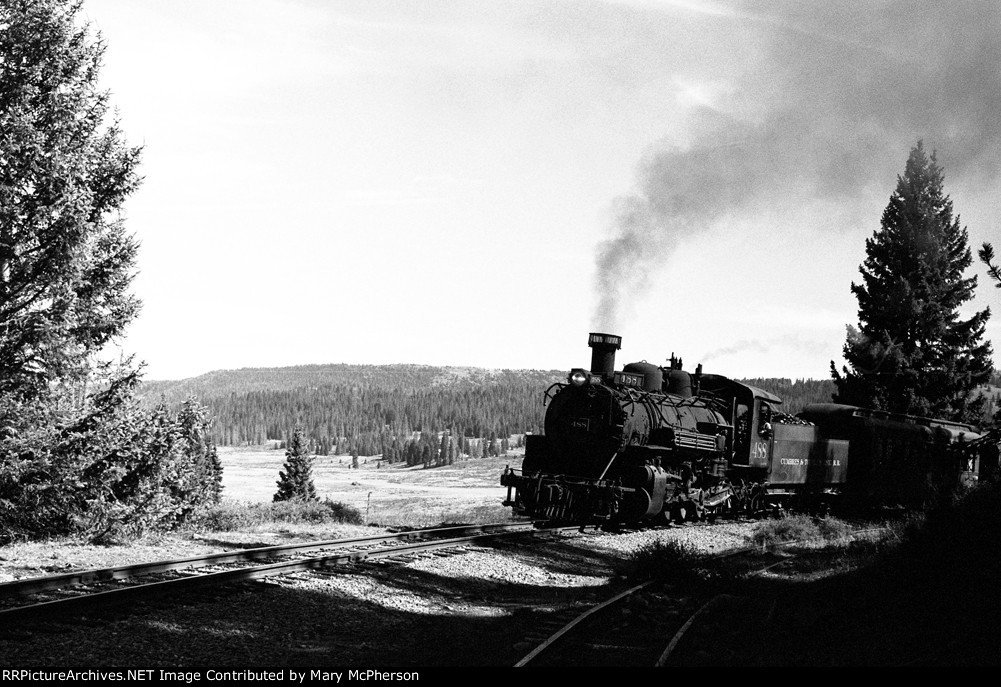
[321,499,364,524]
[749,514,859,548]
[627,540,734,590]
[0,373,222,544]
[814,516,856,541]
[749,514,907,574]
[749,514,822,547]
[188,498,363,532]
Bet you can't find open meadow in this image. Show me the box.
[218,447,524,529]
[0,450,526,582]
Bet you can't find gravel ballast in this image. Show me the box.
[0,522,758,667]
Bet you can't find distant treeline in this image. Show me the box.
[141,364,868,456]
[141,366,1001,458]
[741,378,836,415]
[140,364,566,455]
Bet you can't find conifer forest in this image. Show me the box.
[139,364,874,464]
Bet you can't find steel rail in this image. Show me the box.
[514,581,654,667]
[655,527,892,666]
[515,526,891,667]
[0,522,535,598]
[512,544,757,667]
[655,549,805,667]
[0,525,552,624]
[655,594,734,666]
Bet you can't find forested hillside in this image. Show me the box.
[140,365,567,457]
[140,365,847,457]
[742,378,836,414]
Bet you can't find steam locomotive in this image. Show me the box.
[501,333,987,526]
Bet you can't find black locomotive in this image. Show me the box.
[501,333,986,525]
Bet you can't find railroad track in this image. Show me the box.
[514,529,887,667]
[0,522,579,625]
[1,519,888,665]
[511,543,769,667]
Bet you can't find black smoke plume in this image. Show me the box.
[594,1,1001,331]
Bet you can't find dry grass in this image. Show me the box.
[748,513,858,547]
[217,446,521,528]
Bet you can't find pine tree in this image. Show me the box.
[0,0,142,402]
[438,433,449,466]
[274,427,317,502]
[831,141,993,422]
[0,2,209,542]
[175,396,223,506]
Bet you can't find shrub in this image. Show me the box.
[814,516,856,541]
[749,514,822,547]
[0,373,221,544]
[628,540,734,590]
[188,498,363,532]
[321,498,364,524]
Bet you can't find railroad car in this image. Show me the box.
[501,333,986,526]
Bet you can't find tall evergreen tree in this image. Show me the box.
[0,1,225,542]
[440,436,452,468]
[831,141,993,422]
[274,427,317,502]
[0,0,142,401]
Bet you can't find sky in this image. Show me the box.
[80,0,1001,382]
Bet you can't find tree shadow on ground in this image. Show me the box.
[665,484,1001,667]
[0,533,640,667]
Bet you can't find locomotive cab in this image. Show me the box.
[698,375,781,468]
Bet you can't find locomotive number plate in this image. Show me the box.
[570,418,590,431]
[614,372,644,388]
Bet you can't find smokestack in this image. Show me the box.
[588,332,621,380]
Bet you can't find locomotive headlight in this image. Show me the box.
[569,369,588,386]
